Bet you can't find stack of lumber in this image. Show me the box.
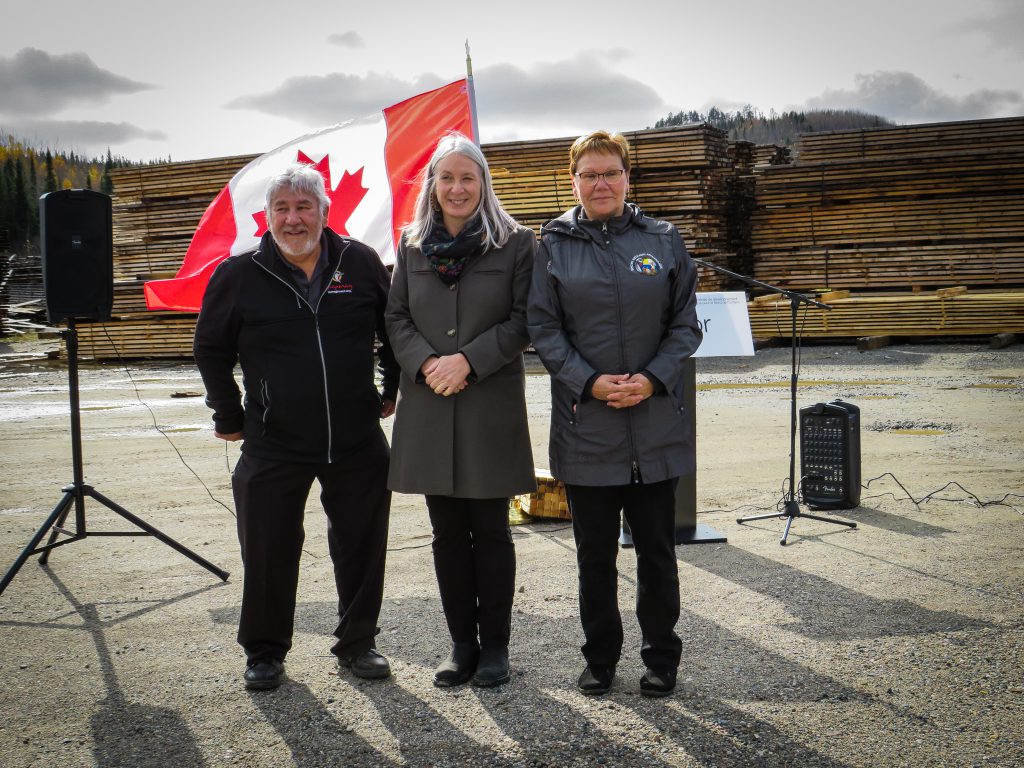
[747,287,1024,338]
[750,118,1024,306]
[754,144,792,167]
[795,117,1024,162]
[1,252,46,334]
[509,469,570,521]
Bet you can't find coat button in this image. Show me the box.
[446,329,456,337]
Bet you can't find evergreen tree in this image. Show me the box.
[100,148,114,194]
[44,150,58,194]
[13,158,30,250]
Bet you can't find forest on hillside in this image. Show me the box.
[0,133,143,254]
[652,106,895,146]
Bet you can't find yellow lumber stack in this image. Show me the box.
[747,288,1024,338]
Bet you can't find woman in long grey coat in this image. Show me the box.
[386,132,535,688]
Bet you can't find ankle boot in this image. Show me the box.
[433,642,479,688]
[471,646,510,687]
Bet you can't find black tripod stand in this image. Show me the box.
[0,319,229,596]
[690,258,857,546]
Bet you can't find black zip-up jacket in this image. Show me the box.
[194,228,399,464]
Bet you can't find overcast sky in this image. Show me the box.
[1,0,1021,161]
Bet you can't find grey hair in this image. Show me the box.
[404,132,517,251]
[264,163,330,216]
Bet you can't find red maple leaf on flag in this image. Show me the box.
[251,150,370,237]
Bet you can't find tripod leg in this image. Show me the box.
[796,511,857,529]
[737,511,785,524]
[780,513,796,546]
[39,486,83,565]
[0,491,75,596]
[86,488,229,581]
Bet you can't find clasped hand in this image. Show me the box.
[422,354,470,397]
[591,373,653,409]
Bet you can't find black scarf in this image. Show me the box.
[421,214,485,285]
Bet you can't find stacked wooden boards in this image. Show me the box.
[79,124,744,359]
[747,288,1024,338]
[751,117,1024,293]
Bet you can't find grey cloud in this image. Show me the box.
[961,0,1024,58]
[1,118,167,153]
[475,53,665,128]
[225,51,666,133]
[225,71,446,124]
[327,31,365,49]
[0,48,154,116]
[805,71,1023,123]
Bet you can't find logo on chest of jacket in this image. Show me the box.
[630,253,662,275]
[327,269,354,294]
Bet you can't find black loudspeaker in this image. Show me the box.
[799,399,861,510]
[40,189,113,323]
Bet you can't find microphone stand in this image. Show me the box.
[690,258,857,546]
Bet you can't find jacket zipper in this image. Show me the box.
[253,243,349,464]
[603,221,640,483]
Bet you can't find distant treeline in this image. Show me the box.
[0,133,162,254]
[652,106,895,147]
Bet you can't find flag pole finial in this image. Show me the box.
[465,39,473,77]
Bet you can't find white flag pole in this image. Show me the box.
[465,39,480,145]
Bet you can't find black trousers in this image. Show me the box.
[425,495,516,650]
[232,434,391,663]
[565,479,681,671]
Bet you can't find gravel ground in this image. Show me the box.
[0,338,1022,767]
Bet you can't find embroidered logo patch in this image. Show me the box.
[327,270,353,294]
[630,253,662,275]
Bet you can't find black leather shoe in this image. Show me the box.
[434,642,479,688]
[244,658,284,690]
[640,667,676,697]
[339,649,392,680]
[577,665,615,695]
[471,646,510,687]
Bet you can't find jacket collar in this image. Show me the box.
[252,227,350,276]
[542,202,648,240]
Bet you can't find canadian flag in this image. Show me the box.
[144,79,474,311]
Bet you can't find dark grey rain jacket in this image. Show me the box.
[527,203,702,486]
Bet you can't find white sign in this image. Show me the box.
[693,292,754,357]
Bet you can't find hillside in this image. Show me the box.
[652,106,895,148]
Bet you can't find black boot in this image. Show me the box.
[433,642,479,688]
[472,646,510,687]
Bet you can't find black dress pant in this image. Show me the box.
[232,434,391,663]
[565,479,681,671]
[425,496,516,650]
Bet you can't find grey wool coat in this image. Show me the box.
[385,226,537,498]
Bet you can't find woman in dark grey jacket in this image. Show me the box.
[386,132,535,688]
[527,130,702,698]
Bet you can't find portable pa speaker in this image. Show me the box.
[799,399,861,509]
[40,189,113,323]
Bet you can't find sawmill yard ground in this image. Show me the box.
[0,336,1022,768]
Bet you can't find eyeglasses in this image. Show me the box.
[574,169,626,186]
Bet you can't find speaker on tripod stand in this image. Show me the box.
[0,190,228,597]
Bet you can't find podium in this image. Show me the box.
[635,292,754,545]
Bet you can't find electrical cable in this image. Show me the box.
[99,325,237,519]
